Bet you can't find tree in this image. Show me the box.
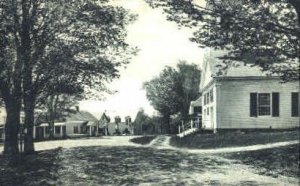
[37,82,84,139]
[143,66,183,133]
[146,0,300,81]
[177,61,201,118]
[133,109,155,135]
[0,0,137,155]
[143,63,201,133]
[0,1,23,155]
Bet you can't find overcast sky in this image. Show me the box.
[79,0,205,120]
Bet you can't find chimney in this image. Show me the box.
[75,106,79,112]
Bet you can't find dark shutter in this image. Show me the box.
[272,92,279,117]
[250,93,257,117]
[292,92,299,117]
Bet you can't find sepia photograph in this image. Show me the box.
[0,0,299,185]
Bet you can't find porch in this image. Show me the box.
[34,122,66,139]
[177,116,202,138]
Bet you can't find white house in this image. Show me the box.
[34,108,97,139]
[194,50,299,132]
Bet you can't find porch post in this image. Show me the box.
[105,128,108,136]
[43,127,46,138]
[90,126,92,136]
[60,126,63,137]
[33,126,36,139]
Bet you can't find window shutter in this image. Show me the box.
[250,93,257,117]
[292,92,299,117]
[272,92,279,117]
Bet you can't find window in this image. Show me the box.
[206,92,210,104]
[250,93,280,117]
[210,89,213,102]
[207,107,209,115]
[258,93,271,116]
[73,126,79,134]
[292,92,299,117]
[194,106,202,114]
[55,126,61,134]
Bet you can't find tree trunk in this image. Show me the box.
[48,95,55,139]
[163,115,171,134]
[3,100,21,156]
[23,97,35,154]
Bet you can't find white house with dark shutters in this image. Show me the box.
[197,50,299,132]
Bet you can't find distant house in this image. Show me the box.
[190,50,299,132]
[97,112,111,135]
[34,107,97,139]
[98,115,133,136]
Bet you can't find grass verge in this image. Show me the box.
[222,144,299,178]
[130,136,156,145]
[170,130,299,149]
[0,148,61,185]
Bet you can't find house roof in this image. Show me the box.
[204,50,268,77]
[98,112,110,128]
[190,96,202,107]
[65,110,97,122]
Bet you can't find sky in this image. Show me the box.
[79,0,205,120]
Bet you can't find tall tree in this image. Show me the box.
[143,67,183,133]
[0,1,23,155]
[133,108,152,135]
[177,61,201,118]
[0,0,137,155]
[146,0,300,81]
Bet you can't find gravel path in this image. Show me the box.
[148,136,299,154]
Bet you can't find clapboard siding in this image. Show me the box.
[217,78,299,129]
[202,83,217,130]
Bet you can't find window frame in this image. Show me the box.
[55,126,61,134]
[73,126,79,134]
[257,93,271,116]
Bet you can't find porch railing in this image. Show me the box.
[178,116,202,134]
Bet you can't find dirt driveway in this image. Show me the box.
[0,136,298,185]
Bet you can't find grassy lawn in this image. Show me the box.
[170,130,299,149]
[0,148,61,186]
[130,136,156,145]
[222,144,299,178]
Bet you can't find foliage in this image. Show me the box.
[144,67,183,116]
[143,63,201,133]
[146,0,300,81]
[177,61,201,117]
[0,0,137,154]
[133,108,156,135]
